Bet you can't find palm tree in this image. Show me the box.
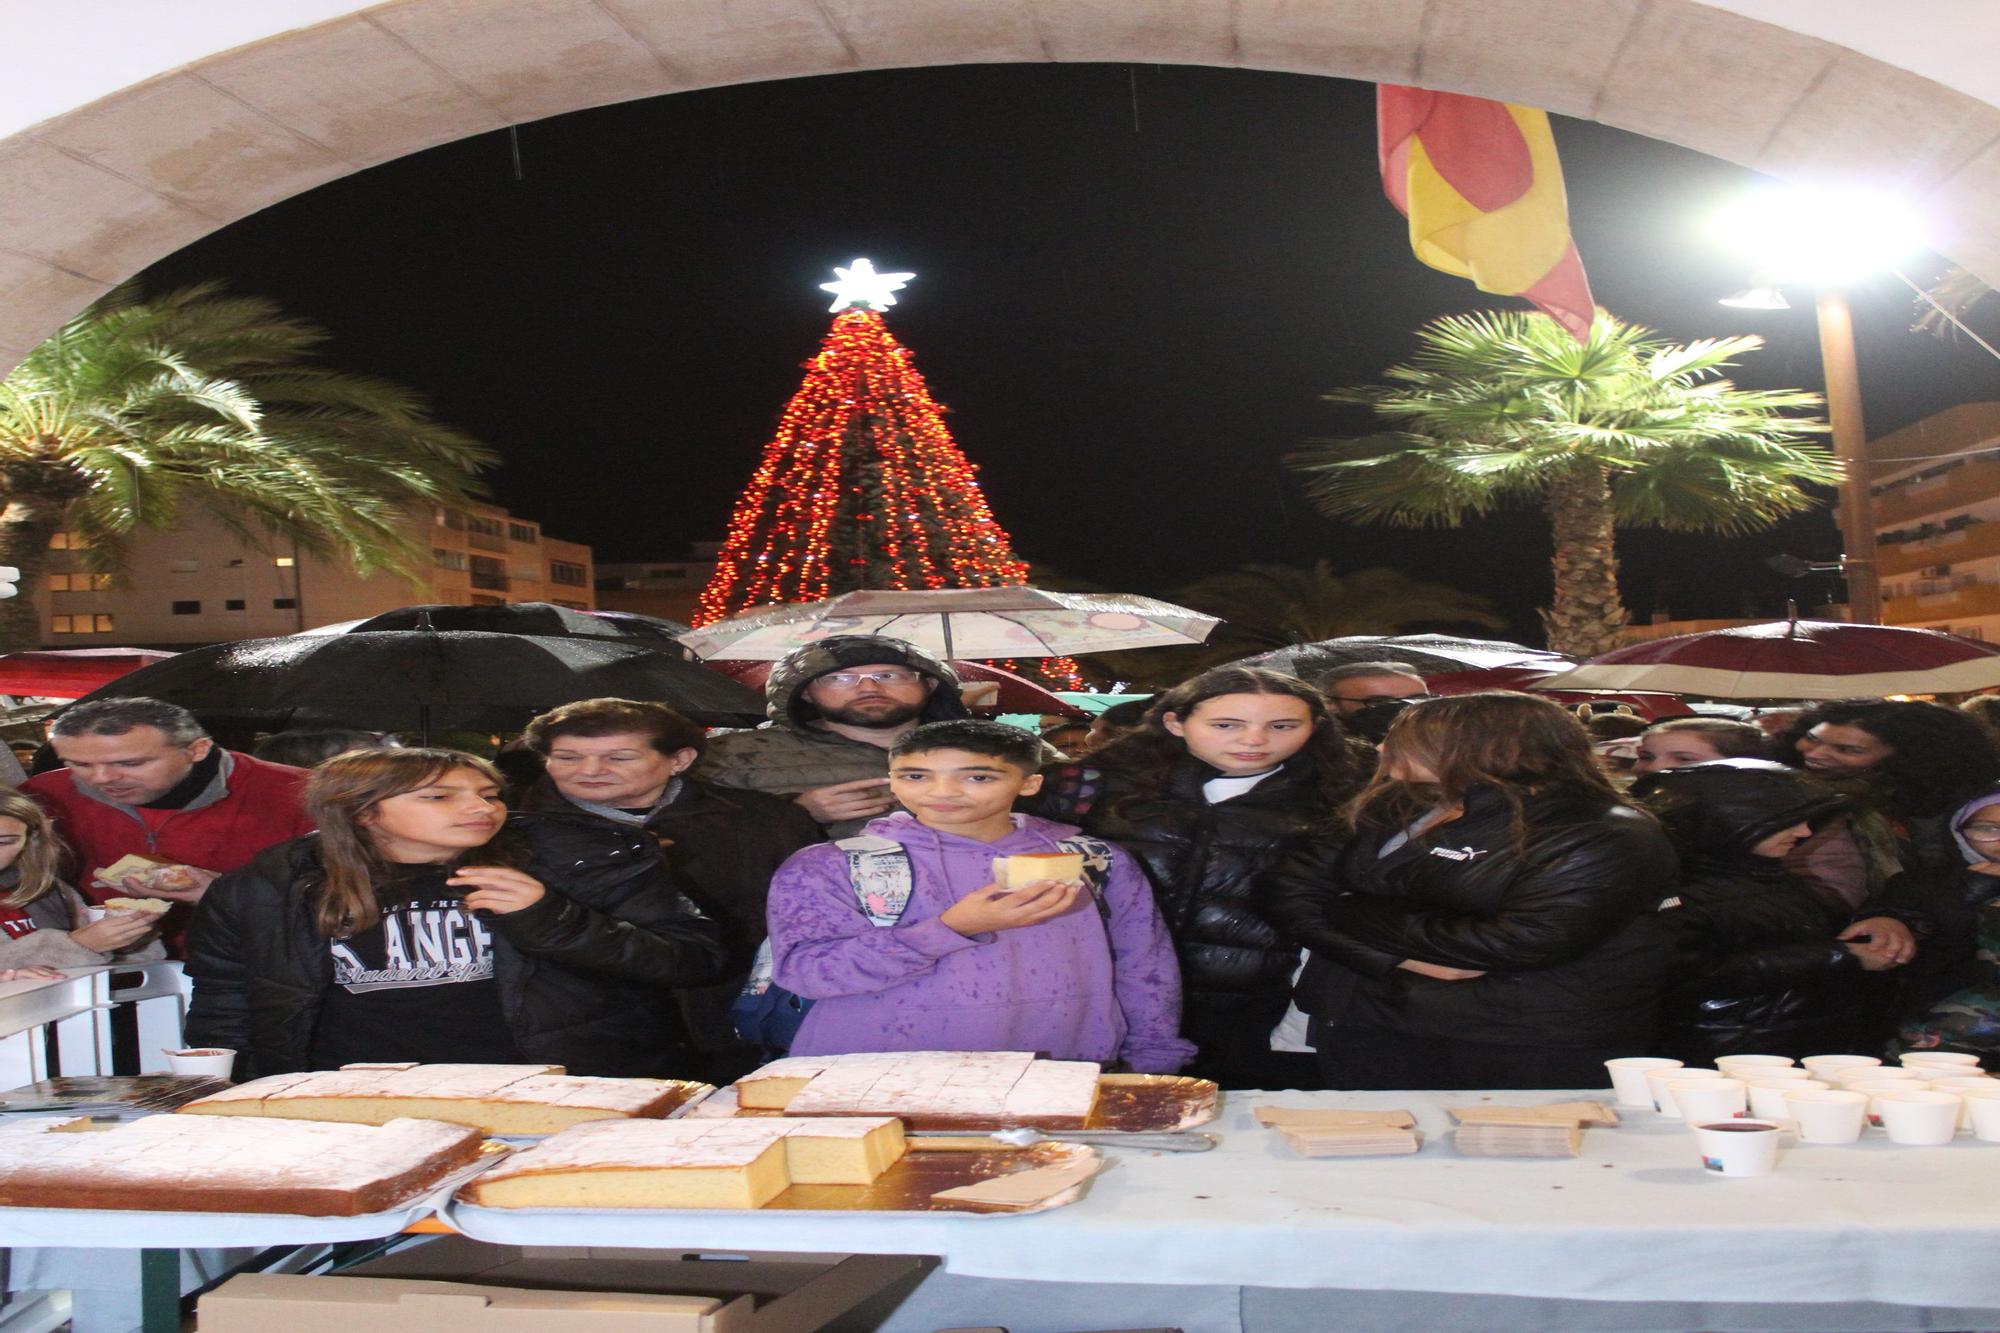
[1287,311,1837,656]
[1175,560,1504,648]
[0,283,495,651]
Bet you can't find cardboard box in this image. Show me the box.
[198,1239,934,1333]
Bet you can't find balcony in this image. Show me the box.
[1878,520,2000,577]
[470,571,508,592]
[1883,580,2000,624]
[1873,459,2000,527]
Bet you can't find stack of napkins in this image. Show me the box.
[1254,1105,1421,1157]
[1447,1101,1619,1158]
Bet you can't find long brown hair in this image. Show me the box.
[306,748,517,938]
[1351,691,1625,839]
[0,790,64,908]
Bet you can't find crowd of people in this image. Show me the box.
[0,631,1991,1093]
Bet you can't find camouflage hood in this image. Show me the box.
[763,635,968,731]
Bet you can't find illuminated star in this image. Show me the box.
[820,258,916,313]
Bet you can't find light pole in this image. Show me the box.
[1815,289,1880,623]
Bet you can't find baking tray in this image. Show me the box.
[0,1074,233,1115]
[701,1073,1220,1134]
[0,1145,508,1247]
[444,1140,1100,1243]
[176,1077,718,1136]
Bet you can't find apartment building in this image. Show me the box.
[35,502,595,648]
[592,542,721,627]
[1871,401,2000,642]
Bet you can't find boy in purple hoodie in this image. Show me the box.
[766,720,1194,1072]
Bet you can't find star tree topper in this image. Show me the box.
[821,257,916,313]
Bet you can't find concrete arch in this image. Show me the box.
[8,0,2000,370]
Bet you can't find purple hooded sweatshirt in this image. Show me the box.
[767,811,1195,1073]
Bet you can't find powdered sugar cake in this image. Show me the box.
[461,1116,906,1209]
[739,1052,1102,1128]
[0,1114,482,1216]
[179,1063,699,1135]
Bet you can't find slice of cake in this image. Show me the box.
[990,852,1085,888]
[737,1052,1102,1128]
[460,1116,905,1209]
[0,1115,482,1216]
[179,1063,694,1135]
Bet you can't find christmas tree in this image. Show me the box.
[695,260,1032,626]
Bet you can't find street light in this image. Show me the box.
[1709,184,1929,625]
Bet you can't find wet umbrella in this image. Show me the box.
[75,630,764,741]
[299,602,694,656]
[681,587,1216,661]
[1557,619,2000,699]
[1228,634,1570,680]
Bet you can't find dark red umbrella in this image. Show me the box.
[1559,619,2000,699]
[0,648,179,699]
[706,658,1086,718]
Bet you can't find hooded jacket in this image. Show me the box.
[766,810,1195,1072]
[1634,760,1876,1060]
[1898,789,2000,1056]
[692,636,968,835]
[182,811,729,1080]
[1260,785,1676,1050]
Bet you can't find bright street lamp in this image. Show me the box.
[1710,183,1930,626]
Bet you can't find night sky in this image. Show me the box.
[140,63,2000,643]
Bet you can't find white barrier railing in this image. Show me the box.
[0,965,191,1089]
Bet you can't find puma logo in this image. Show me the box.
[1428,845,1491,862]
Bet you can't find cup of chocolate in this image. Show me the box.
[164,1048,235,1079]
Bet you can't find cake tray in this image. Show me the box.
[445,1140,1101,1243]
[0,1145,507,1247]
[0,1073,232,1116]
[709,1073,1219,1134]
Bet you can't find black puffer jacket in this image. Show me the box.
[183,812,729,1080]
[1634,761,1874,1060]
[1260,785,1677,1050]
[1031,758,1347,1041]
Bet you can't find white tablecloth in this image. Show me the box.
[441,1089,2000,1309]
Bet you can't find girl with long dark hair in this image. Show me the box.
[1030,667,1365,1089]
[184,748,726,1079]
[1261,692,1677,1090]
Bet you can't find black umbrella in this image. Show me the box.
[1228,634,1571,680]
[76,630,764,741]
[304,602,694,656]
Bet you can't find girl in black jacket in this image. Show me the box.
[184,747,726,1080]
[1633,760,1912,1061]
[1261,691,1677,1090]
[1032,668,1365,1089]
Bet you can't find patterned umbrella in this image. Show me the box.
[680,588,1217,661]
[1228,634,1569,680]
[1557,619,2000,699]
[300,602,693,655]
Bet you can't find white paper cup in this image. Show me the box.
[1735,1066,1815,1081]
[1961,1084,2000,1142]
[1648,1066,1724,1117]
[1831,1065,1923,1084]
[82,906,108,924]
[1924,1077,1993,1128]
[1801,1054,1882,1077]
[1694,1120,1782,1177]
[1714,1055,1796,1074]
[1876,1090,1961,1146]
[1605,1056,1683,1108]
[1745,1077,1826,1120]
[163,1048,235,1079]
[1842,1081,1914,1127]
[1899,1051,1984,1071]
[1784,1087,1868,1143]
[1670,1079,1749,1123]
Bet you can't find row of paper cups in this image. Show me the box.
[1605,1052,1999,1145]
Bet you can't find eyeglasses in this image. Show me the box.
[1338,692,1433,707]
[1962,824,2000,840]
[818,669,920,688]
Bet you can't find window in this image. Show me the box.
[470,555,507,592]
[227,558,245,568]
[273,598,297,610]
[508,523,538,544]
[47,532,89,551]
[225,599,245,611]
[273,556,295,568]
[50,615,71,634]
[94,614,113,633]
[466,516,506,553]
[436,509,464,530]
[549,560,588,587]
[171,600,201,615]
[433,548,467,572]
[52,614,113,635]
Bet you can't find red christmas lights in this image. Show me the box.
[696,309,1032,625]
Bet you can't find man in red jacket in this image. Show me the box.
[26,698,314,951]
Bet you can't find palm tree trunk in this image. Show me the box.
[1540,463,1629,657]
[0,493,69,654]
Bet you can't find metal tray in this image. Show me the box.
[445,1140,1100,1243]
[714,1072,1220,1134]
[0,1074,232,1116]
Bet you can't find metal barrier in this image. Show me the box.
[0,964,191,1087]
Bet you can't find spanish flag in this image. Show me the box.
[1378,86,1596,342]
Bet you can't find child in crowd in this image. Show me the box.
[1630,717,1769,775]
[1898,790,2000,1068]
[0,789,163,968]
[765,720,1194,1072]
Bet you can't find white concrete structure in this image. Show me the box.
[7,2,2000,371]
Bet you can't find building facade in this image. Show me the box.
[35,502,594,647]
[592,542,721,627]
[1870,402,2000,643]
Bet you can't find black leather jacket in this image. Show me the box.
[183,812,728,1079]
[1032,758,1347,1038]
[1260,785,1677,1050]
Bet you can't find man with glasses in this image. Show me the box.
[1315,661,1432,717]
[694,635,972,835]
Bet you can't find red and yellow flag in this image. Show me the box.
[1377,85,1596,341]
